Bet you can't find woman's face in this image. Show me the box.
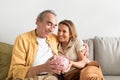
[57,24,71,43]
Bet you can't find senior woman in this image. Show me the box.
[57,20,104,80]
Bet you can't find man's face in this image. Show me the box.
[36,13,57,38]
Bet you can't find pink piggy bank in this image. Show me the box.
[51,55,69,71]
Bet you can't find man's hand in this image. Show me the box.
[43,57,61,74]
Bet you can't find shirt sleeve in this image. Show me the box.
[8,35,30,79]
[75,38,85,53]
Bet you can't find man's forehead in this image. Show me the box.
[47,20,57,26]
[45,14,57,24]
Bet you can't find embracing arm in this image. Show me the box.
[62,50,88,73]
[71,51,87,69]
[72,43,90,69]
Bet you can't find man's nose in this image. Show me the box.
[49,26,55,32]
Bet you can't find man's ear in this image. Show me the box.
[36,18,39,25]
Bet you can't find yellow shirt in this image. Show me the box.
[7,30,58,80]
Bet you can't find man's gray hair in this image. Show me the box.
[37,10,56,21]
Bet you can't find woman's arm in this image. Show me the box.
[72,50,87,69]
[72,43,90,69]
[62,50,88,73]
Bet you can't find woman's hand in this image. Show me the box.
[82,43,89,58]
[80,43,91,64]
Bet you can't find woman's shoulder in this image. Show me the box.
[73,37,83,44]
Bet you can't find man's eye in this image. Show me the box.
[48,22,52,26]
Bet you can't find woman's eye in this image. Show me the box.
[63,30,66,33]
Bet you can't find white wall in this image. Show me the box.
[0,0,120,44]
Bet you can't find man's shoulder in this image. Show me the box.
[21,30,34,36]
[48,33,57,39]
[48,33,58,43]
[18,30,34,37]
[16,30,36,41]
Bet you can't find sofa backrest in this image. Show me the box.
[94,36,120,75]
[0,42,13,80]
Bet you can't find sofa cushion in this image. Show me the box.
[104,76,120,80]
[0,42,13,80]
[94,36,120,75]
[83,39,94,60]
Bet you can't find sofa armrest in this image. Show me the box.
[0,42,13,80]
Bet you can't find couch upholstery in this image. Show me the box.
[0,36,120,80]
[0,42,13,80]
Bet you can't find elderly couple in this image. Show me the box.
[7,10,104,80]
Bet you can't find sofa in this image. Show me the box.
[0,42,13,80]
[0,36,120,80]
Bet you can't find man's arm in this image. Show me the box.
[26,57,61,77]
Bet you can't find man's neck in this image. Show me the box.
[35,29,45,38]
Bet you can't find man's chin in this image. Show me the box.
[45,33,51,37]
[59,40,64,42]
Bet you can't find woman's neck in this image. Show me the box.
[61,41,69,50]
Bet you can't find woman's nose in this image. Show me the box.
[59,32,63,35]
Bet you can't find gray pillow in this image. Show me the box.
[94,36,120,75]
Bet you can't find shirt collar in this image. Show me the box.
[32,29,52,44]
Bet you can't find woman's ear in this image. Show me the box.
[70,34,73,40]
